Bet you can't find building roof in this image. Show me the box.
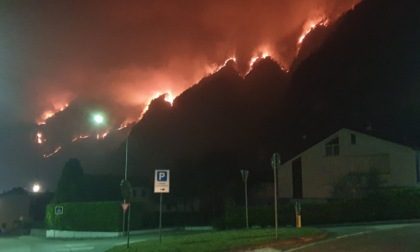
[282,128,415,164]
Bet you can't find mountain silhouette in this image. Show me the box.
[110,0,420,207]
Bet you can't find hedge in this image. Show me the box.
[224,188,420,228]
[45,201,211,231]
[45,201,147,232]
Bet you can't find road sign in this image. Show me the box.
[55,206,64,215]
[154,170,170,193]
[121,203,130,213]
[120,179,133,202]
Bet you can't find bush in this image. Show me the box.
[46,201,212,231]
[223,188,420,228]
[142,211,213,229]
[225,205,295,229]
[46,201,126,231]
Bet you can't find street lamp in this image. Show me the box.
[240,170,249,229]
[122,137,132,249]
[32,183,41,193]
[91,112,131,245]
[271,153,280,239]
[93,114,104,124]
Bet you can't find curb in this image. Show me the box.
[234,231,328,251]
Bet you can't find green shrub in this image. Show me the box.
[46,201,126,231]
[224,188,420,228]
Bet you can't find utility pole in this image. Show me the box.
[240,170,249,229]
[271,153,280,239]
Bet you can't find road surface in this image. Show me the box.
[283,223,420,252]
[0,233,155,252]
[2,223,420,251]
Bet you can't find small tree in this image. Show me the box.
[53,158,85,203]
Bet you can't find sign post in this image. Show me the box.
[271,153,280,239]
[240,170,249,229]
[154,170,170,243]
[120,179,132,248]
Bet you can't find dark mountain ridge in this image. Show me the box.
[98,0,420,210]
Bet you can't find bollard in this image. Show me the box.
[296,214,301,228]
[295,202,302,228]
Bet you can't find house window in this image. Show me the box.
[351,134,356,144]
[325,137,339,156]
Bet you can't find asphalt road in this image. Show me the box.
[2,223,420,252]
[0,234,155,252]
[283,223,420,252]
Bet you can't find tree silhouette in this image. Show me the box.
[53,158,85,203]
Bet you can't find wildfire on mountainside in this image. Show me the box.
[31,0,359,159]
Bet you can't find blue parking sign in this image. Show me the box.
[154,170,170,193]
[157,171,168,181]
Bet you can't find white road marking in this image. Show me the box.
[55,244,95,251]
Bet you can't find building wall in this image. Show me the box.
[278,129,418,199]
[0,194,30,232]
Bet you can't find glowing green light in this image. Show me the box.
[93,114,105,124]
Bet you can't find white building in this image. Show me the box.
[278,128,420,199]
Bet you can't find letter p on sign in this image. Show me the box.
[154,170,170,193]
[158,171,167,181]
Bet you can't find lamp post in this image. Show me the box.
[92,112,131,245]
[240,170,249,229]
[271,153,280,239]
[32,183,41,193]
[119,134,131,248]
[123,137,132,249]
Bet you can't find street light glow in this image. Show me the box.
[32,183,40,193]
[93,114,105,124]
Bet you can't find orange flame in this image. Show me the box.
[36,132,46,144]
[136,91,176,121]
[96,131,109,140]
[211,57,237,74]
[249,45,275,69]
[163,91,175,106]
[71,135,91,142]
[37,103,69,125]
[118,120,131,130]
[43,146,62,158]
[297,17,329,46]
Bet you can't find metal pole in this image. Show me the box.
[274,166,278,239]
[125,138,128,180]
[271,153,280,239]
[122,139,128,235]
[159,193,163,243]
[122,199,126,235]
[245,176,249,229]
[127,204,131,248]
[241,170,249,229]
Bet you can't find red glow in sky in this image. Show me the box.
[0,0,361,139]
[0,0,363,191]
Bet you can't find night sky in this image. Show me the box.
[0,0,359,192]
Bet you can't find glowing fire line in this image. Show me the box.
[43,146,62,158]
[34,52,293,158]
[297,17,329,52]
[36,132,46,144]
[37,103,69,125]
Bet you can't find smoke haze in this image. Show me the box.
[1,0,359,124]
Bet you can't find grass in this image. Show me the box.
[107,227,324,252]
